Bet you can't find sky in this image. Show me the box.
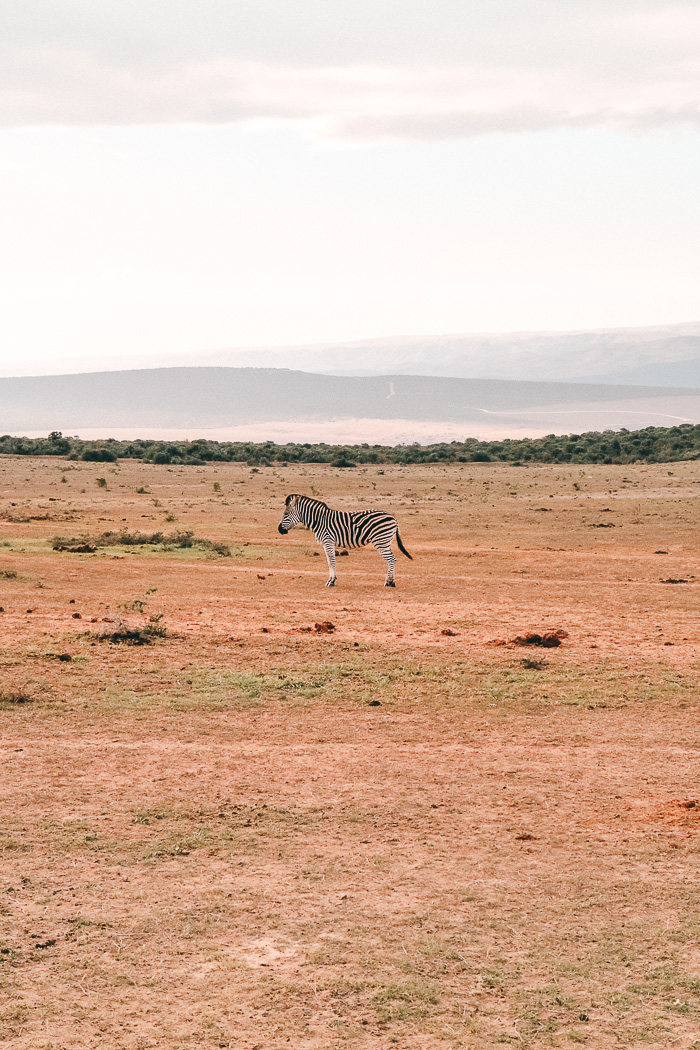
[1,0,699,375]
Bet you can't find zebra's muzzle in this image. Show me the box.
[278,524,288,535]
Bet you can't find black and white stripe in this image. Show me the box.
[278,494,412,587]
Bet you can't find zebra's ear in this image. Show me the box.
[285,494,293,506]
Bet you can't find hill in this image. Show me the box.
[6,322,700,389]
[2,367,700,442]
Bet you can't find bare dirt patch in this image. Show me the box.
[1,457,700,1047]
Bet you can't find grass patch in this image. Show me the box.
[58,657,699,717]
[373,979,440,1022]
[149,669,330,710]
[0,836,33,852]
[132,807,176,825]
[0,686,34,705]
[0,678,51,706]
[143,826,212,859]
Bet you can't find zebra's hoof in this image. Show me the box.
[326,579,336,587]
[385,580,396,587]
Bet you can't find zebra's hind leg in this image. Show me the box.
[322,539,337,586]
[375,543,397,586]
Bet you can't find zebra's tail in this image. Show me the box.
[396,529,413,560]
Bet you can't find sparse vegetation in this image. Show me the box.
[0,685,34,704]
[51,529,231,556]
[143,612,167,637]
[88,625,152,645]
[120,588,157,614]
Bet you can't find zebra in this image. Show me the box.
[278,494,412,587]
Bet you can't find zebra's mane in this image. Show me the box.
[288,494,383,517]
[288,493,329,508]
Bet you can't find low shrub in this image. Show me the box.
[52,530,230,556]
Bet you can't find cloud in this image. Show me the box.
[1,2,700,140]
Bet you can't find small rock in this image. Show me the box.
[314,621,335,634]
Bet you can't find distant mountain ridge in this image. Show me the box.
[578,355,700,388]
[186,322,700,386]
[2,367,700,442]
[3,321,700,387]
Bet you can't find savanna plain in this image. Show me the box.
[1,456,700,1050]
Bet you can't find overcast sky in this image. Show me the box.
[1,1,699,373]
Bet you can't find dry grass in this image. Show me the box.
[0,456,699,1047]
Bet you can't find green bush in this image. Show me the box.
[3,424,700,467]
[82,447,117,462]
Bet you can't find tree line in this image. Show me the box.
[1,425,700,466]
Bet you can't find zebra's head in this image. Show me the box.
[278,494,301,535]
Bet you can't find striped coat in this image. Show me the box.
[278,494,412,587]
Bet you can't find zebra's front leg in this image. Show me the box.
[322,539,337,586]
[376,544,396,587]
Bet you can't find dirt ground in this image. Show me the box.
[1,455,700,1049]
